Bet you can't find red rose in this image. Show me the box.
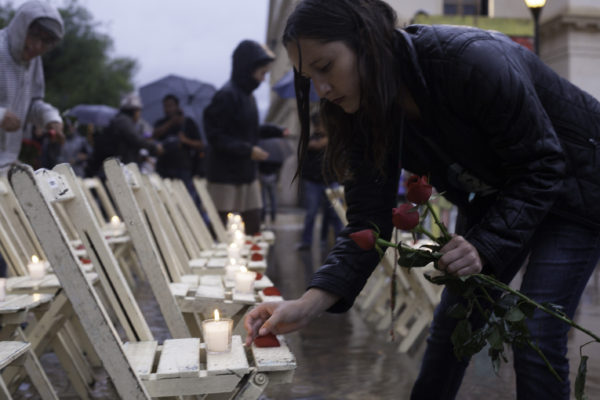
[245,240,253,245]
[263,287,281,296]
[79,258,91,264]
[392,204,419,230]
[250,244,261,251]
[255,272,263,280]
[251,253,264,261]
[349,229,376,250]
[254,333,280,347]
[406,175,432,204]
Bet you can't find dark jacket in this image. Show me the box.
[87,111,157,176]
[153,113,200,173]
[310,25,600,313]
[204,40,274,184]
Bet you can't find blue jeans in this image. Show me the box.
[411,215,600,400]
[260,173,278,222]
[301,180,343,246]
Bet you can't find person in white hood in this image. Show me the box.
[0,0,64,173]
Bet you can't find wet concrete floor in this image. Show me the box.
[14,210,600,399]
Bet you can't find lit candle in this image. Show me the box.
[227,243,241,261]
[233,229,245,248]
[235,266,256,294]
[110,215,122,235]
[0,278,6,301]
[27,255,46,280]
[202,309,233,353]
[225,258,242,281]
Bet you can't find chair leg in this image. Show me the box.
[22,349,60,400]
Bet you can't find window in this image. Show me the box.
[444,0,488,16]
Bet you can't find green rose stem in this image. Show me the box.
[425,200,452,243]
[474,273,600,343]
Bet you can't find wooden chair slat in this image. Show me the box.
[123,341,158,379]
[251,336,297,372]
[155,338,200,379]
[206,336,249,376]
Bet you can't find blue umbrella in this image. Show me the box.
[66,104,118,127]
[272,69,319,102]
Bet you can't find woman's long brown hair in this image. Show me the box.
[283,0,402,181]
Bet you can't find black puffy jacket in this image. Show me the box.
[204,41,274,184]
[310,25,600,313]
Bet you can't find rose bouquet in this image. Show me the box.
[350,175,599,400]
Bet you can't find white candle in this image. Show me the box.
[202,309,233,353]
[110,215,123,235]
[225,259,242,281]
[227,243,241,261]
[233,229,245,248]
[27,255,46,280]
[0,278,6,301]
[235,266,256,294]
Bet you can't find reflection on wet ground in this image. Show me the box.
[14,211,600,399]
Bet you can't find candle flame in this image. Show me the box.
[214,309,220,321]
[110,215,121,224]
[227,212,233,218]
[31,255,39,263]
[241,266,248,273]
[33,293,41,301]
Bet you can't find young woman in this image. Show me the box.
[244,1,600,399]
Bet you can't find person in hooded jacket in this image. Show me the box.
[0,0,64,174]
[203,40,274,235]
[86,93,162,178]
[244,1,600,399]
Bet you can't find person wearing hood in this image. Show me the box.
[0,0,64,174]
[204,39,275,235]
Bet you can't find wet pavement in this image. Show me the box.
[13,210,600,399]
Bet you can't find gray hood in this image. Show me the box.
[7,0,64,64]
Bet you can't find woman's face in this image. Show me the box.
[286,38,360,114]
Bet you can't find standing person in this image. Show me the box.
[297,112,342,250]
[257,124,290,226]
[87,93,162,177]
[244,1,600,399]
[58,119,90,177]
[153,94,203,206]
[204,40,274,235]
[0,0,64,174]
[0,0,64,278]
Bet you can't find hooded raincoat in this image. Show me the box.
[204,40,274,185]
[0,0,63,171]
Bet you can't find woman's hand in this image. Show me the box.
[245,288,339,345]
[438,235,483,276]
[245,299,312,345]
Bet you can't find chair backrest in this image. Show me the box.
[193,177,229,243]
[0,177,44,273]
[165,178,214,250]
[9,164,150,399]
[148,175,203,259]
[103,158,191,338]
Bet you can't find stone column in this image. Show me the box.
[541,0,600,99]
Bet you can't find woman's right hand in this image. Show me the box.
[245,288,340,345]
[244,299,311,345]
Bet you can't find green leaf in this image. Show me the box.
[575,355,589,400]
[519,301,537,318]
[487,325,504,350]
[446,303,469,319]
[451,320,472,359]
[398,251,436,268]
[505,307,526,322]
